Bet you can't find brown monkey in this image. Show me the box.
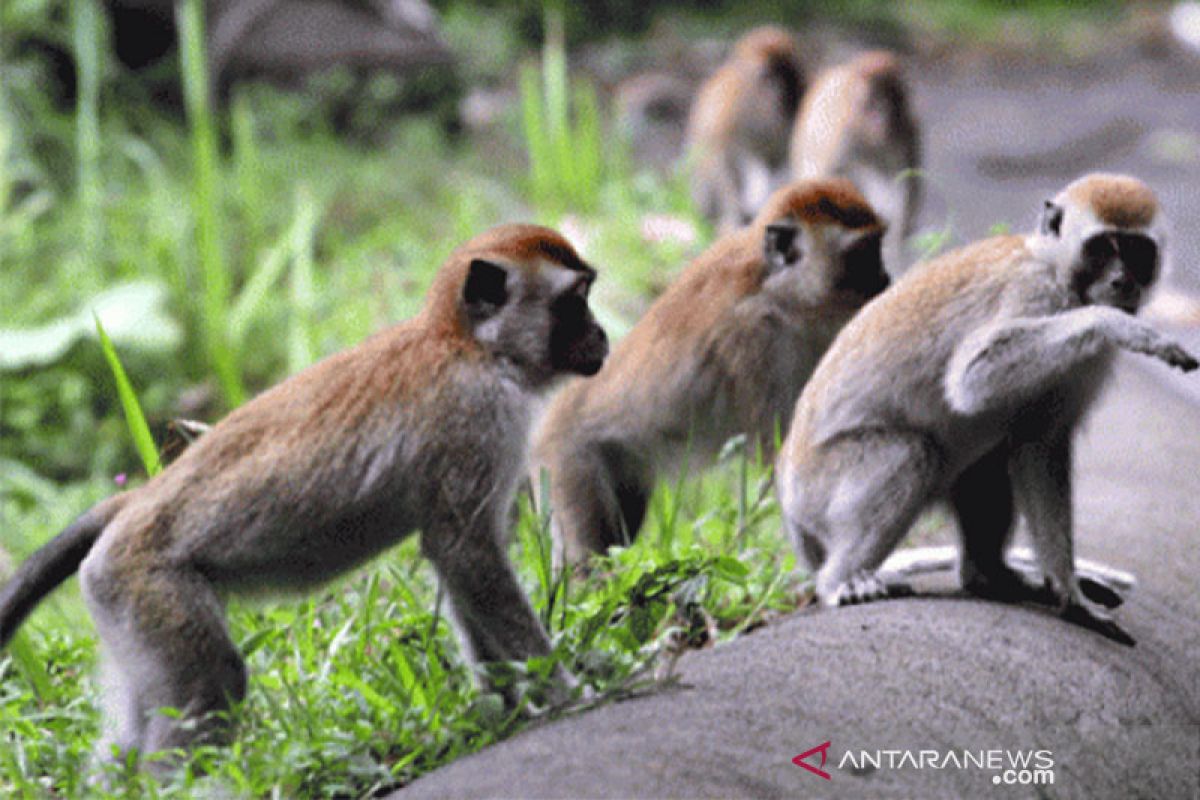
[777,173,1196,645]
[790,50,920,273]
[685,26,806,233]
[615,71,694,167]
[0,224,608,773]
[536,178,889,566]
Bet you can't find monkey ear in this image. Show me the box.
[1039,200,1064,238]
[463,259,509,319]
[764,223,802,273]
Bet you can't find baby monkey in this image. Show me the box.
[777,173,1197,645]
[536,178,890,566]
[0,224,608,773]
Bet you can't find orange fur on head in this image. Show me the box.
[1064,173,1158,230]
[424,223,590,339]
[733,25,799,62]
[755,177,882,232]
[853,50,901,80]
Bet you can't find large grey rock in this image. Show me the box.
[398,360,1200,799]
[108,0,453,87]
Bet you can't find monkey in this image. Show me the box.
[0,224,608,774]
[789,50,920,274]
[684,26,806,233]
[535,178,890,567]
[775,173,1197,645]
[615,71,695,168]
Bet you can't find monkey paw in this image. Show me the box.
[828,571,912,606]
[1142,340,1200,374]
[1158,343,1199,372]
[1062,601,1136,647]
[963,565,1054,605]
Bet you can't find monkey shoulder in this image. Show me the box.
[795,237,1035,445]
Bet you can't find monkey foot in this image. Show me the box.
[963,565,1055,605]
[828,571,912,606]
[1062,601,1136,647]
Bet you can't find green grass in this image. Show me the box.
[1,457,803,796]
[178,0,244,408]
[519,9,606,215]
[93,314,161,477]
[0,4,791,793]
[0,0,1014,794]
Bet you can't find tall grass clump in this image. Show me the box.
[518,9,604,215]
[178,0,244,407]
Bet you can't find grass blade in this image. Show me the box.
[287,187,319,372]
[94,313,161,476]
[178,0,244,407]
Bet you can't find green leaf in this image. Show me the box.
[94,313,161,476]
[711,556,750,584]
[0,281,181,371]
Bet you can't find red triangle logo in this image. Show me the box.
[792,741,832,780]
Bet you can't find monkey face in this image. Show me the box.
[1075,231,1159,314]
[548,278,609,376]
[463,258,608,384]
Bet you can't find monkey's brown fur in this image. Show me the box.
[1065,173,1158,230]
[0,223,608,774]
[790,49,921,272]
[536,178,890,565]
[685,26,806,232]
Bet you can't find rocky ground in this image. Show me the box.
[397,358,1199,799]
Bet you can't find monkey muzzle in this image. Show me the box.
[552,320,608,377]
[571,324,609,376]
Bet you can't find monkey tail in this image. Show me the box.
[0,493,128,647]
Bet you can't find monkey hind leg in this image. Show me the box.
[796,433,940,608]
[549,441,650,567]
[81,553,246,774]
[950,446,1050,605]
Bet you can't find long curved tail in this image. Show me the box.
[0,493,128,647]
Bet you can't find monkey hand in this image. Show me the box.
[1062,599,1136,647]
[1152,342,1199,372]
[1121,323,1199,371]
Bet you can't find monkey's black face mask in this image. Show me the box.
[837,232,890,299]
[549,293,609,376]
[1077,232,1159,314]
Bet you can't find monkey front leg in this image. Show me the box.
[1010,438,1135,646]
[421,526,577,703]
[945,307,1198,416]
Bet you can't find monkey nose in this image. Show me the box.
[1111,275,1135,293]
